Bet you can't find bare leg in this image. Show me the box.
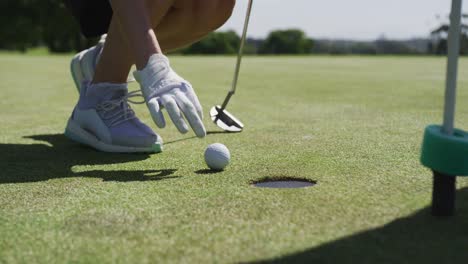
[155,0,236,51]
[93,0,235,84]
[92,18,135,84]
[93,0,175,83]
[108,0,170,68]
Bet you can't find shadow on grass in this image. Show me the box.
[254,187,468,264]
[164,131,235,145]
[0,134,178,184]
[195,169,221,175]
[207,131,236,135]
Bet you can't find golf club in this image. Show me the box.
[210,0,254,132]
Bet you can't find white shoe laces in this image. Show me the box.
[96,90,145,127]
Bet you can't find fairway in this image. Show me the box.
[1,54,468,263]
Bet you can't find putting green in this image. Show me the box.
[1,53,468,263]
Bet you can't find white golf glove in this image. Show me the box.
[134,54,206,138]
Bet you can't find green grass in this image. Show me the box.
[0,47,56,56]
[1,54,468,263]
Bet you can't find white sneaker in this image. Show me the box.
[70,35,106,92]
[70,35,135,92]
[65,81,163,153]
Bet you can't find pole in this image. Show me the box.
[432,171,456,216]
[442,0,463,135]
[432,0,463,217]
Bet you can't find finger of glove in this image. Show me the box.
[183,84,204,119]
[190,91,204,120]
[147,97,166,128]
[161,95,189,134]
[175,91,206,138]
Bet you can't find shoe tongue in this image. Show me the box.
[86,83,128,102]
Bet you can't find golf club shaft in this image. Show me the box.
[221,0,254,110]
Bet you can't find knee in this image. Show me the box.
[194,0,236,34]
[213,0,236,29]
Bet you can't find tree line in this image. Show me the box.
[0,0,97,52]
[0,0,467,55]
[180,29,314,55]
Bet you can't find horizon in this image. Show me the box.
[219,0,468,41]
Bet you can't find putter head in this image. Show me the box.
[210,105,244,133]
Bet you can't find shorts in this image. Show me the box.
[64,0,113,38]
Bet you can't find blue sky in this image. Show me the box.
[219,0,468,40]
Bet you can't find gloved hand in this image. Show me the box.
[134,54,206,138]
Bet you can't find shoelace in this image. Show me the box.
[96,90,145,127]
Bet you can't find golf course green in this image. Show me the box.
[1,53,468,263]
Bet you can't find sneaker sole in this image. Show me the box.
[65,118,163,153]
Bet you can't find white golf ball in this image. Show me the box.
[204,143,231,171]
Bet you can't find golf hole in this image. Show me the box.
[252,177,317,189]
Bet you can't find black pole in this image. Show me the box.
[431,170,456,216]
[220,91,234,110]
